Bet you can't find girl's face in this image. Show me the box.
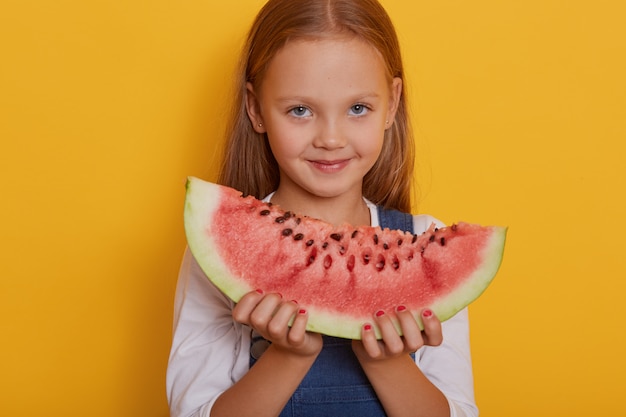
[246,36,401,203]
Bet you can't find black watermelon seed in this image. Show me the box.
[339,246,346,255]
[412,234,418,244]
[397,239,403,246]
[294,233,304,241]
[440,237,446,246]
[295,218,302,225]
[275,217,286,224]
[435,227,439,232]
[306,248,317,266]
[284,211,292,219]
[451,224,458,231]
[363,253,371,264]
[305,239,314,247]
[383,243,389,250]
[330,233,342,241]
[260,210,270,216]
[351,230,358,238]
[322,242,329,249]
[282,228,293,237]
[429,235,436,242]
[373,234,379,244]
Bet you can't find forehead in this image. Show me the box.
[259,36,390,99]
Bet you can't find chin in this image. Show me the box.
[304,184,356,200]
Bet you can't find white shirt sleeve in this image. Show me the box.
[166,249,250,417]
[417,308,478,417]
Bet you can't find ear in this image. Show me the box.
[385,77,403,130]
[246,82,266,133]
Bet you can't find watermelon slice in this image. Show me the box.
[184,176,506,340]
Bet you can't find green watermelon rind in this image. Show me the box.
[184,179,256,303]
[184,176,506,340]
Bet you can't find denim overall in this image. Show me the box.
[250,206,414,417]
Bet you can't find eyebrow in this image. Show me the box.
[274,92,382,104]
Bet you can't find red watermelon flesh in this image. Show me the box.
[184,176,506,340]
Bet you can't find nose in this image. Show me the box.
[312,117,347,149]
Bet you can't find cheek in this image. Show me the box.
[266,130,302,160]
[354,126,386,157]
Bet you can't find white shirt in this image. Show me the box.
[167,200,478,417]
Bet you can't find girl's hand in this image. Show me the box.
[352,306,443,362]
[233,289,323,358]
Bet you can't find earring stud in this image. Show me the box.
[258,123,263,127]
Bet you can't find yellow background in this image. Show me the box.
[1,0,624,415]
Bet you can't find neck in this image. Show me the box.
[270,188,371,227]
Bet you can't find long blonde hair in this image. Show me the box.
[218,0,414,212]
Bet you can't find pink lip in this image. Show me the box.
[308,159,350,173]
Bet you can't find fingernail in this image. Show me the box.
[364,324,372,331]
[375,310,385,317]
[298,309,307,315]
[422,309,433,318]
[255,289,264,295]
[277,292,283,298]
[291,299,298,304]
[396,305,407,312]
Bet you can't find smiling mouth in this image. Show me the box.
[308,159,350,173]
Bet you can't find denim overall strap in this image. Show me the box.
[377,206,414,234]
[249,206,414,417]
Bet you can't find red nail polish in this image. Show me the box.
[375,310,385,317]
[255,289,264,295]
[298,309,307,315]
[396,305,407,312]
[364,324,372,331]
[422,309,433,318]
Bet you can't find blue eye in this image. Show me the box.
[289,106,311,117]
[349,104,368,116]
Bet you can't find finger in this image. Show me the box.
[248,292,283,331]
[375,310,404,355]
[395,305,423,352]
[360,323,383,358]
[287,308,309,346]
[420,309,443,346]
[266,300,298,340]
[232,289,265,324]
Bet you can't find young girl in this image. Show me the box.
[167,1,478,416]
